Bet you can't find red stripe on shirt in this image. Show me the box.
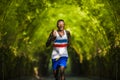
[53,44,68,47]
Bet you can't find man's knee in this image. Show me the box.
[53,70,59,76]
[60,67,65,75]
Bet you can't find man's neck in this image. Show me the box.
[58,29,64,32]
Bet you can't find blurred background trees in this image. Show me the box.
[0,0,120,80]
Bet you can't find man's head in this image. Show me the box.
[57,19,65,31]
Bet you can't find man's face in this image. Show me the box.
[57,21,65,31]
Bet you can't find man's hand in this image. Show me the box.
[52,30,57,37]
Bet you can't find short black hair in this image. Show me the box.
[57,19,65,27]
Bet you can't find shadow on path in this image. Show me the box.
[10,76,109,80]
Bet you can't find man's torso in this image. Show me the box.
[51,30,68,59]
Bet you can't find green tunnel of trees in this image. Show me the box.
[0,0,120,80]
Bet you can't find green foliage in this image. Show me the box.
[0,0,120,79]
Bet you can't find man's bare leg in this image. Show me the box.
[60,66,65,80]
[53,68,59,80]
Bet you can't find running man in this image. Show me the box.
[46,19,71,80]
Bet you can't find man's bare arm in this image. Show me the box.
[66,30,71,47]
[46,30,56,47]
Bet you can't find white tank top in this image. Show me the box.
[52,30,68,59]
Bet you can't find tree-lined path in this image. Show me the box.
[0,0,120,80]
[11,76,106,80]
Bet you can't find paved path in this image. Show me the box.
[43,77,92,80]
[10,76,109,80]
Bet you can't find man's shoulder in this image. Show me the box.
[65,30,70,35]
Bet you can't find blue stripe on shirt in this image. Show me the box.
[54,39,68,43]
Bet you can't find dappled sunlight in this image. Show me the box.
[31,2,111,62]
[0,0,120,79]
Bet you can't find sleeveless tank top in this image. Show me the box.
[51,30,68,59]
